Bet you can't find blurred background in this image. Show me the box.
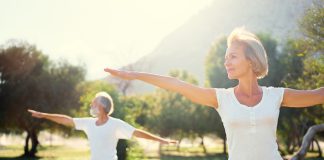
[0,0,323,159]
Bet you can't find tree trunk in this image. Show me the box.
[23,132,30,156]
[313,138,322,158]
[158,143,162,155]
[200,135,207,154]
[291,123,324,160]
[310,140,314,151]
[223,138,227,154]
[30,131,39,157]
[22,130,39,158]
[289,129,298,154]
[176,139,182,152]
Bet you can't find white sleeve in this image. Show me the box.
[73,118,89,131]
[116,119,136,139]
[215,88,225,112]
[276,87,285,107]
[271,87,285,108]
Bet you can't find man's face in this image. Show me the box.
[90,97,102,117]
[90,98,99,109]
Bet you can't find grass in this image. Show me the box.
[0,145,90,160]
[0,145,323,160]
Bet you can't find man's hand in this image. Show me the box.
[28,109,45,118]
[27,109,74,127]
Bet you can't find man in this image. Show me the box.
[28,91,176,160]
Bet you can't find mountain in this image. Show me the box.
[111,0,313,94]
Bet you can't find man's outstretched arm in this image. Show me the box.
[132,129,177,144]
[28,109,74,127]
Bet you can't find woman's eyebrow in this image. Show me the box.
[226,52,237,56]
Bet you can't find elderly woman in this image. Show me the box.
[104,27,324,160]
[28,91,177,160]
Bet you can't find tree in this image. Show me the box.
[280,1,324,158]
[291,124,324,160]
[146,70,194,151]
[0,41,85,157]
[142,69,218,154]
[205,37,236,88]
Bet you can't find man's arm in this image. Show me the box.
[28,109,74,127]
[132,129,177,144]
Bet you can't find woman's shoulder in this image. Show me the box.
[262,86,285,90]
[262,86,285,96]
[215,87,233,92]
[214,87,234,97]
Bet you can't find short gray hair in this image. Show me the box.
[227,27,268,79]
[95,92,114,115]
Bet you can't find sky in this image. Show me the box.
[0,0,213,80]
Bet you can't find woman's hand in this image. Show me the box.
[104,68,137,80]
[28,109,45,118]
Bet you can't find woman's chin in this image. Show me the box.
[227,74,237,80]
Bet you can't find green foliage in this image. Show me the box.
[140,70,223,154]
[0,41,85,156]
[257,33,285,87]
[205,37,236,88]
[299,0,324,52]
[0,41,85,132]
[277,1,324,154]
[145,70,197,139]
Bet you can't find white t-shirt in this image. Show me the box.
[215,86,284,160]
[73,117,136,160]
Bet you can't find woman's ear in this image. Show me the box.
[249,60,257,72]
[248,60,253,67]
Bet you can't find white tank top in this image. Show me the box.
[215,86,284,160]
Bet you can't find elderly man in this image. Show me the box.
[28,91,176,160]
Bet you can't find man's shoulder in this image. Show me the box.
[109,117,129,125]
[109,116,123,122]
[73,117,96,121]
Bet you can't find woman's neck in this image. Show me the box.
[236,74,261,96]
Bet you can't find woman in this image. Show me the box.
[104,27,324,160]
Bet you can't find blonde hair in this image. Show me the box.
[227,27,268,79]
[95,92,114,115]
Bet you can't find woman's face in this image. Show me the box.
[224,42,252,80]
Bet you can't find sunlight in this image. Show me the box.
[0,0,213,79]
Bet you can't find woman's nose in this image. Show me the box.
[224,59,230,67]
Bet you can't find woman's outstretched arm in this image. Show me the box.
[282,87,324,108]
[104,68,218,108]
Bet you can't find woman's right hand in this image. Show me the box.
[28,109,45,118]
[104,67,137,80]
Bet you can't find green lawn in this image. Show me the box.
[0,145,323,160]
[0,145,89,160]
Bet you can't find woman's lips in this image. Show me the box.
[226,68,234,73]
